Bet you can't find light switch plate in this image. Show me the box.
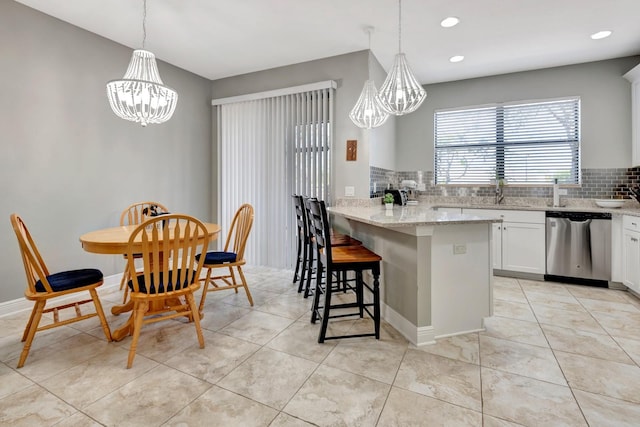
[345,186,355,197]
[453,244,467,255]
[558,189,568,195]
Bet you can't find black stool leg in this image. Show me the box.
[318,266,334,343]
[372,264,381,339]
[356,271,364,318]
[293,234,302,284]
[311,261,324,323]
[304,243,315,298]
[297,237,308,293]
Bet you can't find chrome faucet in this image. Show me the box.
[495,179,504,205]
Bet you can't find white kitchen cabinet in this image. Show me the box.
[622,215,640,293]
[624,64,640,167]
[501,221,546,274]
[463,208,546,274]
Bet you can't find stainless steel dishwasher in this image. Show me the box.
[545,211,612,286]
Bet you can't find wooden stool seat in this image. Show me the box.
[328,245,382,264]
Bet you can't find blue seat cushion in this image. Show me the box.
[196,251,237,265]
[36,268,103,293]
[128,269,197,294]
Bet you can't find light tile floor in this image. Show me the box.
[1,267,640,426]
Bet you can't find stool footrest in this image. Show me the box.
[323,332,376,341]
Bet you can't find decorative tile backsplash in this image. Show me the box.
[370,166,640,200]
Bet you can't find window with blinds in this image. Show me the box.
[434,97,580,185]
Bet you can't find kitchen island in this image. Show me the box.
[328,205,501,346]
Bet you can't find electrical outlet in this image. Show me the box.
[345,186,355,197]
[453,244,467,255]
[558,189,568,195]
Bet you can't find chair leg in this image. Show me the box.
[310,261,324,323]
[372,266,381,339]
[127,300,147,369]
[229,266,239,294]
[198,268,213,314]
[304,245,315,298]
[237,266,254,306]
[318,267,333,344]
[90,289,112,342]
[356,271,364,318]
[185,292,205,348]
[297,240,308,293]
[17,300,45,368]
[293,235,302,284]
[21,301,40,342]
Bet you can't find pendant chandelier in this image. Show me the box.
[379,0,426,115]
[106,0,178,126]
[349,27,389,129]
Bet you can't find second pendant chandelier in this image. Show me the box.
[378,0,427,116]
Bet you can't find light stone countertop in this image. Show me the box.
[428,202,640,217]
[327,205,502,228]
[334,196,640,218]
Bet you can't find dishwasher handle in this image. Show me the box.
[546,211,611,221]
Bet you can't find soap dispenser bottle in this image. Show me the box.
[553,179,560,207]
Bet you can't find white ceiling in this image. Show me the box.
[15,0,640,84]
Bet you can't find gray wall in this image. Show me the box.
[0,2,212,302]
[397,56,640,172]
[210,50,393,200]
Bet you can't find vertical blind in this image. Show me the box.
[217,87,333,268]
[434,97,581,185]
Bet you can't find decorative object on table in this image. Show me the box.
[349,27,389,129]
[198,204,255,312]
[383,193,395,210]
[124,214,210,368]
[378,0,426,115]
[594,199,625,208]
[106,0,178,126]
[119,201,169,303]
[9,214,112,368]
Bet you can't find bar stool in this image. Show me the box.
[301,196,361,298]
[292,195,310,290]
[307,199,382,343]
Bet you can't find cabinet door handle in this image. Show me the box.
[632,237,639,242]
[632,222,638,226]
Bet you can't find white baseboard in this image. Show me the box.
[382,303,435,346]
[0,273,122,318]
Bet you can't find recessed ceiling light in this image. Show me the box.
[449,55,464,63]
[590,30,612,40]
[440,17,460,28]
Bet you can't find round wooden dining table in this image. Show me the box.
[79,222,221,341]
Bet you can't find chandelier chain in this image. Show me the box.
[398,0,402,52]
[142,0,147,49]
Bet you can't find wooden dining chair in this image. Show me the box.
[9,214,112,368]
[118,201,169,303]
[124,214,209,368]
[198,204,254,313]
